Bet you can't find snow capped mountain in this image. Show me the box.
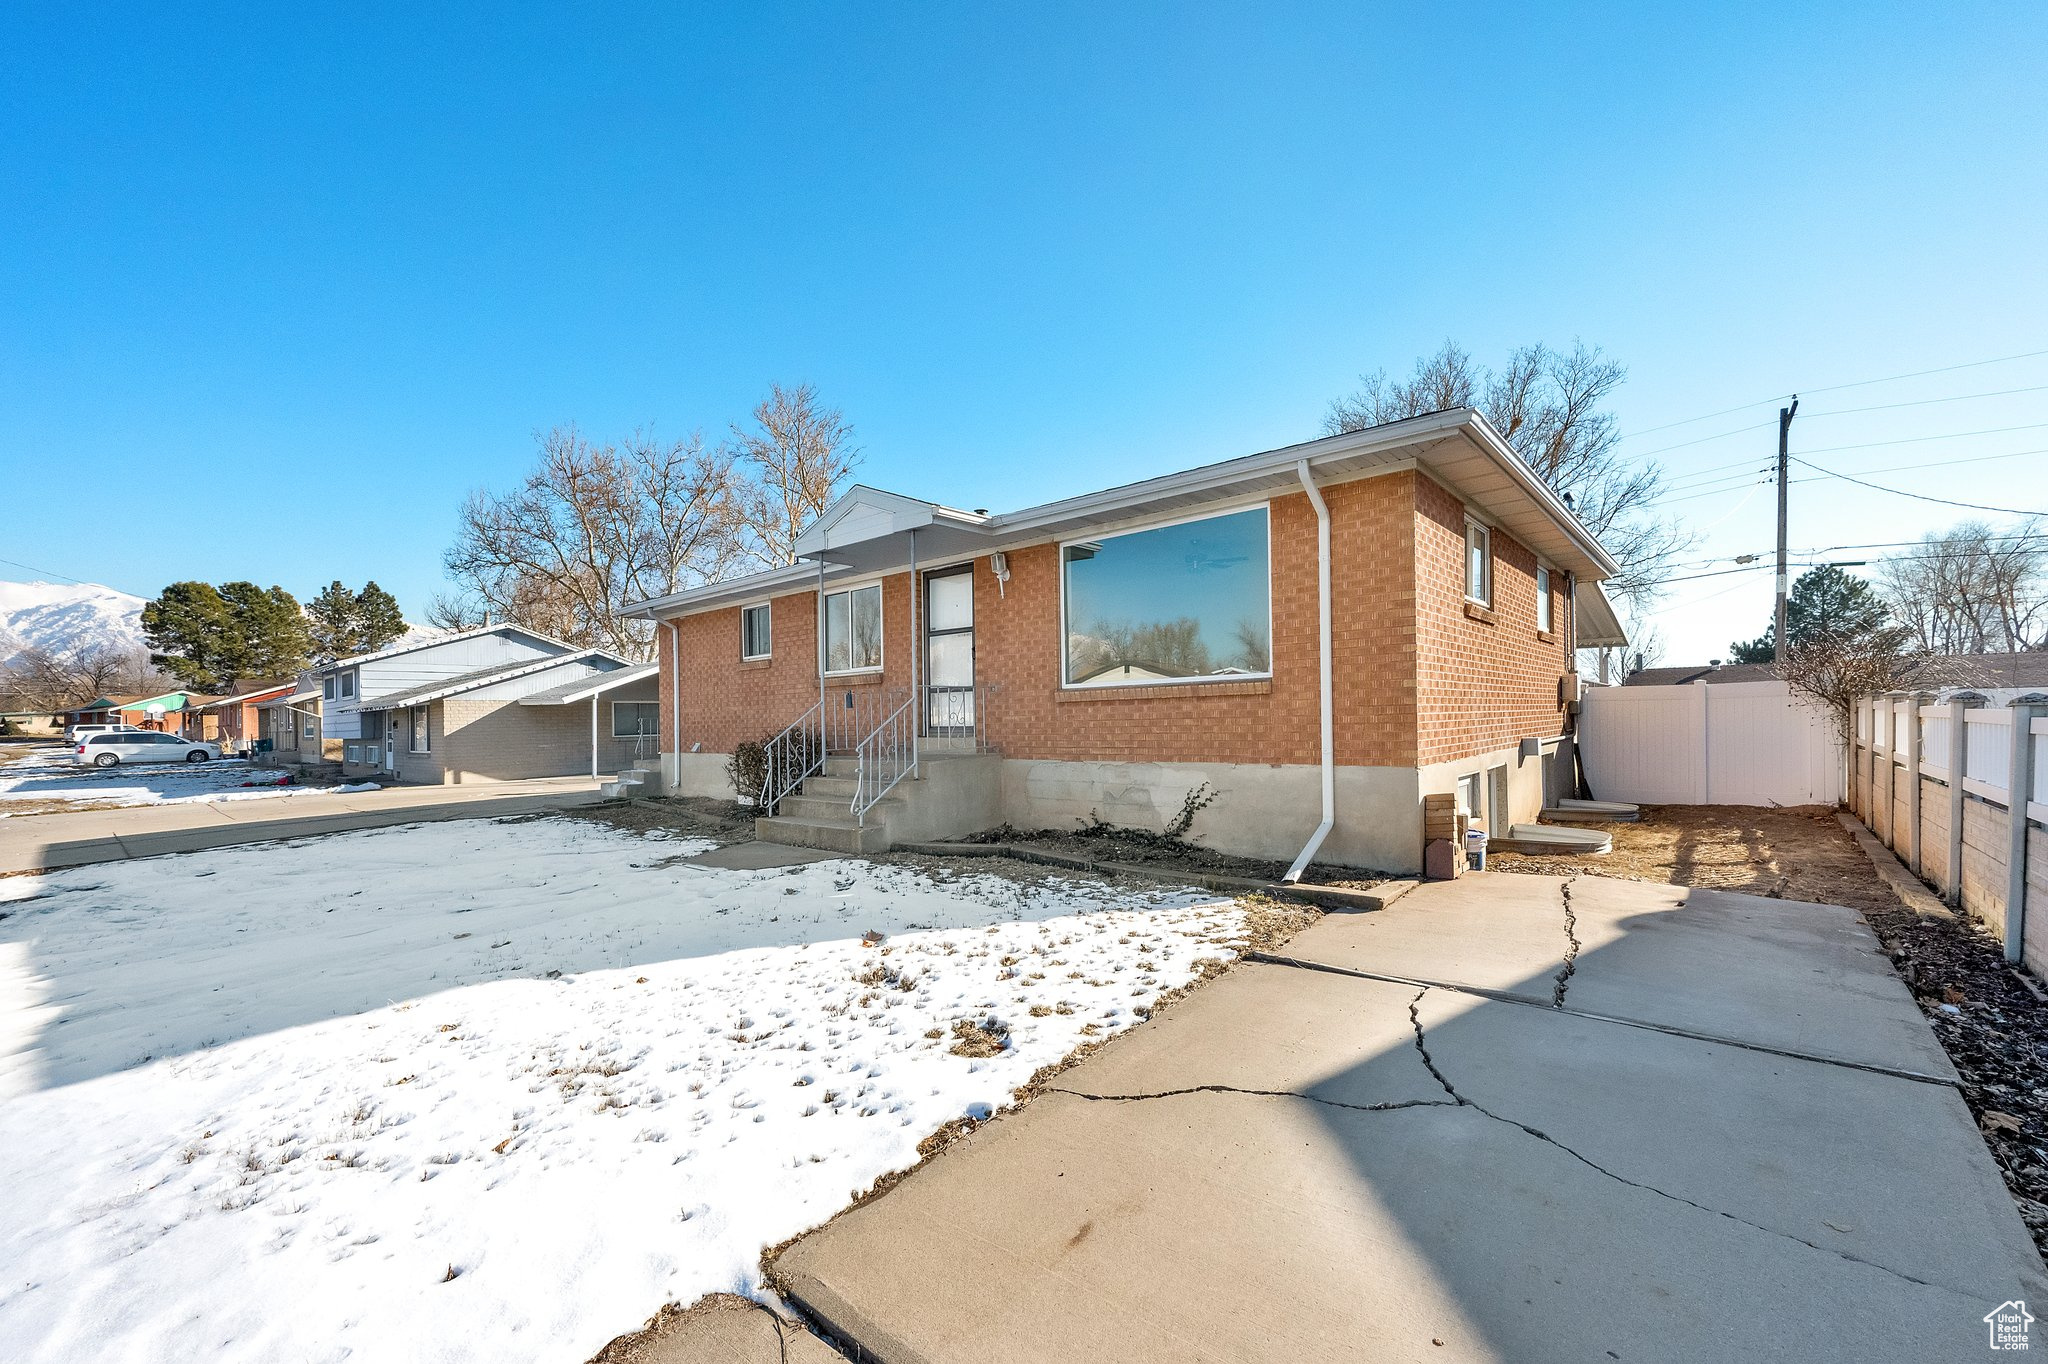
[0,581,148,664]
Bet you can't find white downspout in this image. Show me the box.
[1285,459,1335,882]
[668,619,682,791]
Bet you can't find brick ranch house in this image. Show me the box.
[628,408,1626,874]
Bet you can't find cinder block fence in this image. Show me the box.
[1850,691,2048,974]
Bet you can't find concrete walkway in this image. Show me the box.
[772,872,2047,1362]
[0,776,607,873]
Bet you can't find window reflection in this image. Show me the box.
[1063,508,1271,687]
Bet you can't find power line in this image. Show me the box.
[1788,445,2048,481]
[1802,382,2048,419]
[1789,455,2048,517]
[1797,420,2048,455]
[0,556,90,586]
[1616,344,2048,441]
[1795,531,2048,555]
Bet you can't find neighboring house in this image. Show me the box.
[1622,662,1780,687]
[309,623,657,783]
[627,407,1628,873]
[256,679,327,767]
[60,690,216,733]
[1625,651,2048,692]
[0,695,60,735]
[184,681,296,751]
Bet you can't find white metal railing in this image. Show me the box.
[852,694,918,826]
[759,702,825,815]
[1963,708,2013,798]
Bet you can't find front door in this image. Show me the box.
[924,566,975,735]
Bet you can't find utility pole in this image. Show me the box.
[1772,395,1799,662]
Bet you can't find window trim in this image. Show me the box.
[739,601,773,661]
[322,676,336,701]
[1464,518,1493,608]
[1057,502,1275,692]
[820,580,885,677]
[408,705,431,754]
[1535,563,1553,634]
[611,700,660,740]
[339,671,356,699]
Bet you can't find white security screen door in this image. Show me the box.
[925,567,974,733]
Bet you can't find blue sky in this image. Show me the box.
[3,4,2044,663]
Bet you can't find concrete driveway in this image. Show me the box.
[771,872,2048,1362]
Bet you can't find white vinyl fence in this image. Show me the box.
[1580,679,1843,807]
[1847,691,2048,974]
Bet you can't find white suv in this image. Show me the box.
[66,723,148,743]
[74,732,223,768]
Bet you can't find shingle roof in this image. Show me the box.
[360,649,627,709]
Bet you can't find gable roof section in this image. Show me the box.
[626,408,1621,620]
[192,681,297,708]
[318,622,576,675]
[360,649,633,710]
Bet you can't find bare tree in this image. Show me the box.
[1877,519,2047,655]
[1326,340,1687,609]
[3,642,174,709]
[445,427,742,656]
[422,591,489,633]
[727,383,861,569]
[1778,625,1917,749]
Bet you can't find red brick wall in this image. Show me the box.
[1412,473,1570,767]
[656,466,1568,772]
[666,574,921,753]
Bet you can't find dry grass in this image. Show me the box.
[1490,803,1898,913]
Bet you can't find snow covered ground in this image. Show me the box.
[0,743,375,814]
[0,816,1253,1364]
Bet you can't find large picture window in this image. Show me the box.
[822,584,882,674]
[1061,506,1271,688]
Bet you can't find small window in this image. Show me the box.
[339,672,356,699]
[1465,521,1492,606]
[822,584,883,674]
[740,603,772,660]
[1456,772,1482,819]
[409,705,430,753]
[612,701,660,739]
[1536,565,1553,633]
[323,676,336,700]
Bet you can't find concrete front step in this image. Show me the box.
[776,791,904,823]
[800,774,859,799]
[755,815,889,855]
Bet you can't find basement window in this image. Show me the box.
[1061,506,1272,688]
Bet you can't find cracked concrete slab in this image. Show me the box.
[1276,872,1953,1078]
[1053,960,1444,1110]
[772,873,2043,1362]
[1411,986,2043,1301]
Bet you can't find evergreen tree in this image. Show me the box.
[307,581,359,663]
[352,582,408,653]
[1730,565,1894,663]
[142,581,309,689]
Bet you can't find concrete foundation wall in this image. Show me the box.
[1961,797,2010,932]
[886,755,1006,844]
[1918,777,1950,889]
[2024,824,2048,982]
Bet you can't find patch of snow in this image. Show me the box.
[0,817,1250,1364]
[0,581,146,664]
[0,747,362,811]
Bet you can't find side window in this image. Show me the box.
[1465,520,1492,606]
[1536,565,1553,633]
[740,603,772,660]
[323,676,336,700]
[340,672,356,699]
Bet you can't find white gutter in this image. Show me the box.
[1284,459,1335,883]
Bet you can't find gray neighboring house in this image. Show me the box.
[310,623,660,783]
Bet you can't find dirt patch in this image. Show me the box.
[1489,804,1897,912]
[960,822,1389,890]
[545,796,756,844]
[1495,802,2048,1257]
